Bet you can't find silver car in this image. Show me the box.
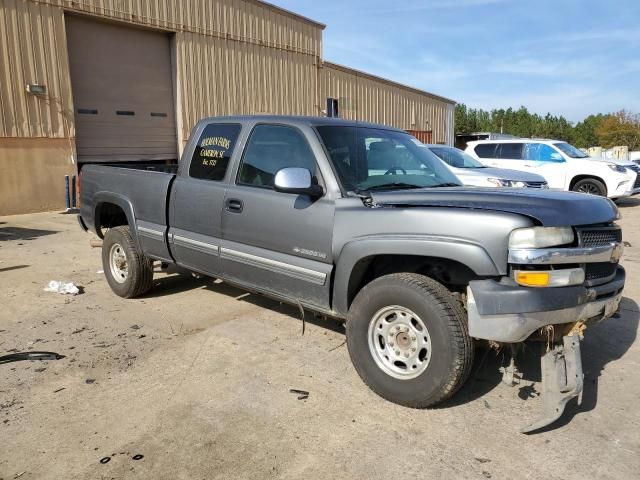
[425,144,548,188]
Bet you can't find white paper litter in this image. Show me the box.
[96,270,104,274]
[44,280,80,295]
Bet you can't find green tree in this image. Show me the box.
[454,103,574,141]
[572,114,608,148]
[595,110,640,150]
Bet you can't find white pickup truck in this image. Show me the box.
[465,139,640,199]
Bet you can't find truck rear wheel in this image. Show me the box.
[102,226,153,298]
[346,273,473,408]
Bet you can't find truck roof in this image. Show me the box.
[198,115,406,132]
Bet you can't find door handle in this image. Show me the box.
[226,198,243,213]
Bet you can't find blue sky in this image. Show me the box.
[273,0,640,122]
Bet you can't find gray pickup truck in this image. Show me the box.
[78,115,625,432]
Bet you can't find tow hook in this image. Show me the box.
[521,334,583,433]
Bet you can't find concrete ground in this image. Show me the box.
[1,199,639,480]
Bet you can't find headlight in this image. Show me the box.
[509,227,574,249]
[487,178,527,188]
[487,178,509,187]
[606,163,627,173]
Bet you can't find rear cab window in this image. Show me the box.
[189,123,242,180]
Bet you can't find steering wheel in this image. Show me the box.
[384,166,407,175]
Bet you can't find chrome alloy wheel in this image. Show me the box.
[577,183,600,195]
[367,305,433,380]
[109,243,129,284]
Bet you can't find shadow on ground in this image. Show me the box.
[144,271,345,334]
[0,226,57,241]
[447,298,639,432]
[140,270,639,427]
[616,197,640,208]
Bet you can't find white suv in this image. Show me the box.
[465,139,640,199]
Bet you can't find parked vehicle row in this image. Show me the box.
[465,139,640,199]
[424,144,548,189]
[79,115,626,432]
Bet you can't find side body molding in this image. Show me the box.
[332,235,501,316]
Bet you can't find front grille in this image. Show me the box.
[585,262,617,282]
[576,225,621,285]
[629,164,640,188]
[576,227,622,247]
[525,181,547,189]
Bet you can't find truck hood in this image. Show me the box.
[369,187,618,227]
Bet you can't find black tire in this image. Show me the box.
[102,226,153,298]
[346,273,473,408]
[572,178,607,196]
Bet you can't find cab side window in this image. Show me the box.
[238,124,317,188]
[496,143,524,160]
[523,143,560,162]
[189,123,241,181]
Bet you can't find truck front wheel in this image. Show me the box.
[102,226,153,298]
[346,273,473,408]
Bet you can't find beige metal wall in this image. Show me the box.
[0,138,77,215]
[43,0,323,56]
[0,0,74,138]
[175,31,319,143]
[321,62,455,145]
[0,0,324,140]
[0,0,324,215]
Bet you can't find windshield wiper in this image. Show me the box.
[430,182,462,188]
[361,183,425,192]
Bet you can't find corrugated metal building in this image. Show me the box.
[0,0,455,215]
[321,62,455,145]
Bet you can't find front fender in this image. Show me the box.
[332,235,501,316]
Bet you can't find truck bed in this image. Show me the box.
[79,163,176,261]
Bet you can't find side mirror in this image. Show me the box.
[549,152,565,162]
[274,167,323,197]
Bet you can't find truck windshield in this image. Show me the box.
[553,142,589,158]
[316,126,462,193]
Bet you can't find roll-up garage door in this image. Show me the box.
[65,15,177,162]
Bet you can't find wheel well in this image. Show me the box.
[95,202,128,237]
[570,175,607,194]
[346,255,479,309]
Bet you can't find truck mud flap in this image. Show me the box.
[521,334,583,433]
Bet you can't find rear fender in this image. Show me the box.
[93,192,141,250]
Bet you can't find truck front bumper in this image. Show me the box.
[467,266,625,342]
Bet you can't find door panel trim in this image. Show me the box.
[137,224,165,241]
[220,247,327,285]
[172,234,220,255]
